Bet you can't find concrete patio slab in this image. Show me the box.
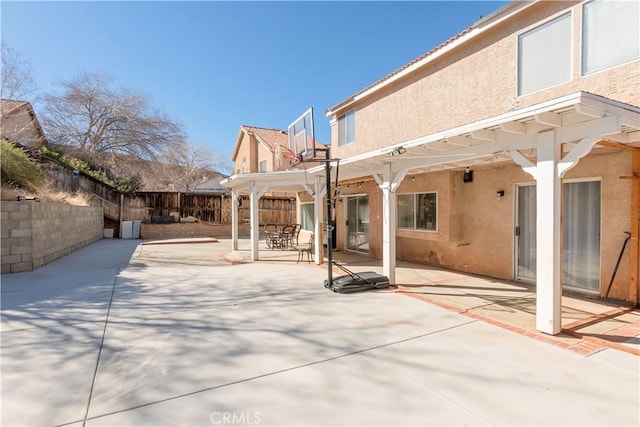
[1,239,638,426]
[87,349,485,427]
[1,322,105,426]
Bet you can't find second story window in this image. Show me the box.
[259,160,267,172]
[242,157,247,174]
[517,12,571,96]
[338,110,355,146]
[582,0,639,75]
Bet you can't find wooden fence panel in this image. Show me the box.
[122,193,295,226]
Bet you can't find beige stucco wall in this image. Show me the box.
[1,201,103,273]
[233,131,284,174]
[257,142,274,171]
[330,149,633,299]
[319,0,639,303]
[233,132,259,174]
[330,1,639,158]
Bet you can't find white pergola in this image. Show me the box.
[222,92,640,335]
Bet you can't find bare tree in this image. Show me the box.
[1,42,38,100]
[154,141,227,192]
[42,72,184,164]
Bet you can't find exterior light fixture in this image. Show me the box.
[463,167,473,183]
[497,190,505,198]
[389,146,407,157]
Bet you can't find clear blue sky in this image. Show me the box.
[2,0,507,162]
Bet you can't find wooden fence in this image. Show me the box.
[39,157,296,230]
[41,161,121,220]
[123,192,296,226]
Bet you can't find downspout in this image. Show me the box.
[630,149,639,305]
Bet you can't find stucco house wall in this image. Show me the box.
[232,126,292,175]
[330,1,638,159]
[330,148,632,300]
[322,0,638,302]
[233,132,252,174]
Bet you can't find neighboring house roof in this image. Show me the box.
[0,98,47,143]
[326,0,533,116]
[231,125,326,162]
[193,174,230,194]
[1,99,29,116]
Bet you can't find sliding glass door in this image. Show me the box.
[515,180,601,292]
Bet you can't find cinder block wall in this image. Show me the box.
[1,201,103,273]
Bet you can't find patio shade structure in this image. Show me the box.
[222,91,640,335]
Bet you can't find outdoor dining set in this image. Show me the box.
[263,224,302,250]
[263,223,314,263]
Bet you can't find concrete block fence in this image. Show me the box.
[1,201,103,273]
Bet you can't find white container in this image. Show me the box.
[132,220,141,239]
[121,221,133,239]
[103,228,114,238]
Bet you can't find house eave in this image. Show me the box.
[321,91,640,180]
[326,0,536,118]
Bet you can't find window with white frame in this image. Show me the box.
[582,0,639,75]
[300,203,314,231]
[338,110,355,146]
[397,192,437,231]
[518,12,572,95]
[259,160,267,172]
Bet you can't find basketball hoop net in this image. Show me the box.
[277,145,303,169]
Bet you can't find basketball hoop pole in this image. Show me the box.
[324,148,334,287]
[308,147,335,286]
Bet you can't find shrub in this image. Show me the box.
[39,145,117,188]
[1,140,43,190]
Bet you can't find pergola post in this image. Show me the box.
[249,181,264,261]
[374,164,407,285]
[535,130,563,334]
[231,191,239,251]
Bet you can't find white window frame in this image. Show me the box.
[259,159,267,173]
[338,110,356,146]
[581,0,640,76]
[397,192,438,232]
[517,11,572,96]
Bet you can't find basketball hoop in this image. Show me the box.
[280,146,298,160]
[277,145,303,168]
[288,107,316,168]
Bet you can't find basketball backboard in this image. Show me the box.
[287,107,316,167]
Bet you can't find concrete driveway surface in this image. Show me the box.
[1,239,638,426]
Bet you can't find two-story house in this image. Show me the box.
[223,0,639,335]
[231,125,293,175]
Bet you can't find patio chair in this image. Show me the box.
[292,224,302,246]
[264,223,278,249]
[280,225,295,249]
[297,234,314,263]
